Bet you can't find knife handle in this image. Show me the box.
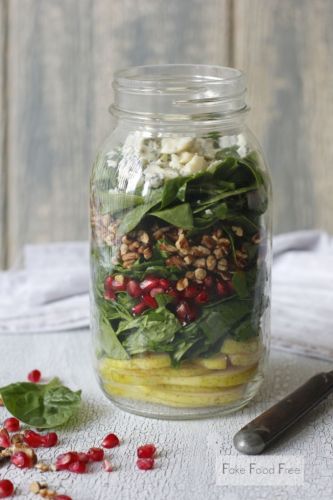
[233,371,333,455]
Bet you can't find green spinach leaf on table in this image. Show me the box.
[0,378,81,429]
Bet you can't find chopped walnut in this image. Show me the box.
[166,256,185,268]
[194,268,207,281]
[232,225,244,237]
[176,278,189,291]
[206,255,217,271]
[193,258,206,268]
[201,235,216,249]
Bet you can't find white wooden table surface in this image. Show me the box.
[1,330,332,500]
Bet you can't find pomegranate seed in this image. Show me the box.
[204,275,214,288]
[42,432,58,447]
[176,301,197,325]
[142,295,158,309]
[103,459,113,472]
[195,290,209,304]
[0,479,14,498]
[111,278,127,292]
[136,458,154,470]
[77,452,89,463]
[150,287,164,298]
[55,452,78,471]
[54,496,72,500]
[104,276,116,299]
[132,301,148,315]
[140,276,160,292]
[101,433,120,449]
[104,275,113,291]
[137,444,156,459]
[166,288,179,301]
[3,417,20,433]
[104,289,116,301]
[23,430,44,448]
[11,451,33,468]
[27,369,41,383]
[182,284,200,299]
[216,280,229,296]
[87,447,104,462]
[127,279,141,298]
[159,278,170,290]
[68,461,87,474]
[0,429,11,448]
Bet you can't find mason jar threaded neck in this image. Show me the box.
[111,64,248,124]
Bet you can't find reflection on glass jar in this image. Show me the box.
[90,65,272,419]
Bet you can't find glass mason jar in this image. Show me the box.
[90,65,272,419]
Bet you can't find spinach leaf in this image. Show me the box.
[192,185,256,214]
[232,271,249,298]
[161,177,187,208]
[215,146,241,160]
[122,307,180,355]
[97,190,144,215]
[118,189,162,234]
[100,318,130,359]
[233,316,258,341]
[150,203,194,229]
[0,378,81,429]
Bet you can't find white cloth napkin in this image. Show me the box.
[0,232,332,361]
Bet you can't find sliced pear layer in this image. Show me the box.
[100,353,171,371]
[229,351,261,367]
[105,364,258,388]
[104,381,245,408]
[221,337,260,355]
[100,362,208,380]
[194,354,228,370]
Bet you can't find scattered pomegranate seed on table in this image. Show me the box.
[27,369,41,383]
[54,496,72,500]
[0,479,14,498]
[87,447,104,462]
[3,417,20,433]
[55,452,79,471]
[0,429,11,448]
[101,433,120,449]
[136,457,154,470]
[77,452,90,463]
[42,432,58,447]
[137,444,156,459]
[23,430,43,448]
[68,460,87,474]
[11,451,34,469]
[23,429,58,448]
[103,459,113,472]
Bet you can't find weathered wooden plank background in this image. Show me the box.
[1,0,333,268]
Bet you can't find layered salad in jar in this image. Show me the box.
[90,131,270,413]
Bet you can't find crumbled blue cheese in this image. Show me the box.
[161,137,194,154]
[117,131,240,189]
[181,154,207,176]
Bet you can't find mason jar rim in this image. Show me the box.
[113,64,244,90]
[111,64,248,123]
